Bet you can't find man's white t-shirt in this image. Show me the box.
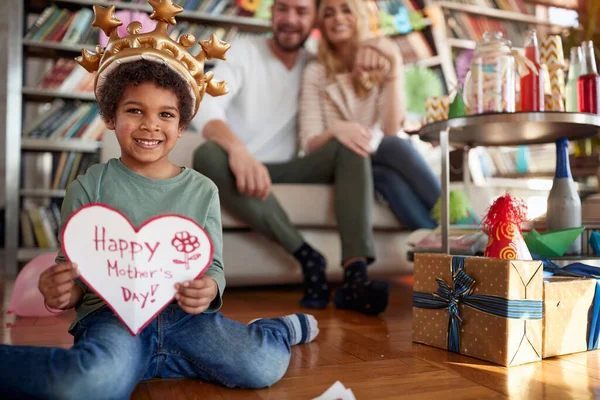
[192,37,310,164]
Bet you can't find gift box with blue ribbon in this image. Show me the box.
[412,253,544,366]
[542,276,597,358]
[541,259,600,358]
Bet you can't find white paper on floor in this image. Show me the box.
[312,381,356,400]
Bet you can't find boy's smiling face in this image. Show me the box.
[106,82,185,175]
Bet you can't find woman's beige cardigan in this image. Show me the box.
[298,61,385,153]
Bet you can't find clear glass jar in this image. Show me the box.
[463,31,516,115]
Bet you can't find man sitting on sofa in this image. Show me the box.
[191,0,389,315]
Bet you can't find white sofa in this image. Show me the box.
[100,133,413,286]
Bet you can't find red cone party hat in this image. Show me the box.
[481,193,532,260]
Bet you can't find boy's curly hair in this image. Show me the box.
[97,60,194,127]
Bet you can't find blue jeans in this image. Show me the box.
[372,136,441,229]
[0,305,293,400]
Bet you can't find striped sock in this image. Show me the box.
[249,314,319,345]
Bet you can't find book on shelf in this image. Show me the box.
[393,33,435,63]
[445,9,531,45]
[24,100,106,142]
[25,5,100,46]
[35,58,95,93]
[376,0,426,34]
[20,149,99,249]
[470,145,556,179]
[51,151,98,190]
[370,0,436,63]
[20,203,62,249]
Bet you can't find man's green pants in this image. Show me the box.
[193,139,375,264]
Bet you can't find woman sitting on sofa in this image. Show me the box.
[298,0,441,229]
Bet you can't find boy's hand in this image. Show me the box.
[38,262,80,310]
[174,276,218,314]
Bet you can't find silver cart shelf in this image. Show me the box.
[419,111,600,254]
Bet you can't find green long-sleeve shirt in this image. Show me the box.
[55,158,225,333]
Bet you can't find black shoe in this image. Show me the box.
[334,280,389,315]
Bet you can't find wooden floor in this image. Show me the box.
[3,276,600,399]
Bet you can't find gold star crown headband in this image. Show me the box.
[76,0,231,118]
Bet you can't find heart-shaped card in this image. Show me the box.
[62,204,213,335]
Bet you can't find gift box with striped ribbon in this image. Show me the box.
[412,253,544,366]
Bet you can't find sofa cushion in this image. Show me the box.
[101,132,404,230]
[220,184,403,229]
[223,229,412,286]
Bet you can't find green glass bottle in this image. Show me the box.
[566,46,582,112]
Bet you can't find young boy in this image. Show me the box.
[0,3,318,399]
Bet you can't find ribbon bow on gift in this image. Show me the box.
[414,256,543,353]
[429,268,475,352]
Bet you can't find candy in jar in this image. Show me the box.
[463,31,516,115]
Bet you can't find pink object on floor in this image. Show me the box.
[7,252,63,317]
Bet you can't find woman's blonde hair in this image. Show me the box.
[316,0,381,97]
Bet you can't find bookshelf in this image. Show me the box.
[23,39,95,57]
[425,0,566,86]
[22,88,96,102]
[1,1,24,278]
[20,189,67,199]
[21,138,102,153]
[434,1,559,25]
[410,55,443,68]
[28,0,272,30]
[426,0,570,88]
[447,37,525,52]
[446,38,476,50]
[22,39,217,66]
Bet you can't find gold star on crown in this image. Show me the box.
[76,0,231,118]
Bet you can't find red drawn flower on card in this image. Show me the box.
[172,231,201,269]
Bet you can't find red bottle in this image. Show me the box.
[577,40,600,114]
[520,30,544,112]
